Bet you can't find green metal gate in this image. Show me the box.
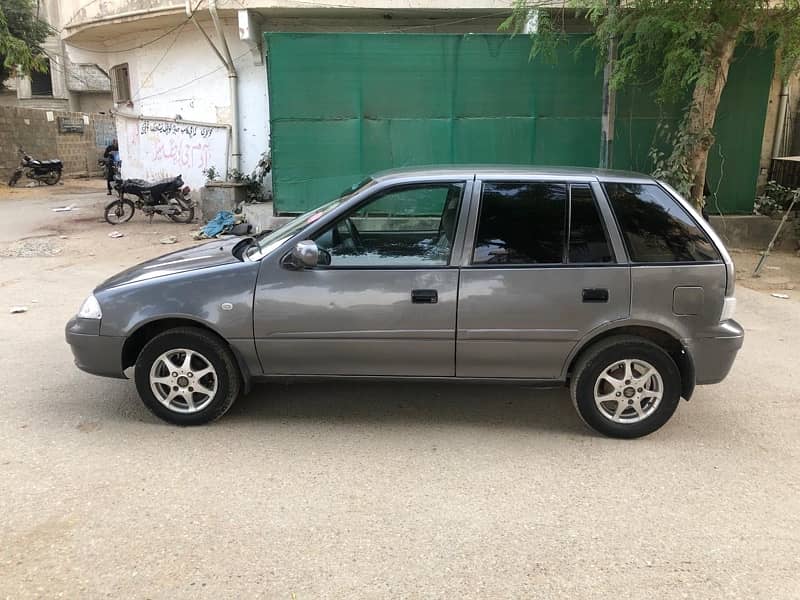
[265,32,773,214]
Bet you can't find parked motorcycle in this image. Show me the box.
[104,174,195,224]
[98,156,121,184]
[8,149,63,187]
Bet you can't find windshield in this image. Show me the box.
[245,177,373,260]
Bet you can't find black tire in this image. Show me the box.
[569,336,682,439]
[8,171,20,187]
[134,327,242,426]
[43,170,61,185]
[167,192,195,224]
[104,198,135,224]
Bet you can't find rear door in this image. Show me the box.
[456,177,630,379]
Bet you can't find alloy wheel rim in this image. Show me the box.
[149,348,218,413]
[593,359,664,424]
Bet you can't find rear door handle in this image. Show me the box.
[411,289,438,304]
[582,288,609,303]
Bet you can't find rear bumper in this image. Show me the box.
[65,317,126,379]
[685,320,744,385]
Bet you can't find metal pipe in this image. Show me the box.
[772,80,790,159]
[190,16,227,69]
[208,0,240,172]
[599,0,618,169]
[753,189,799,277]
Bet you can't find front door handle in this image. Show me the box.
[411,289,438,304]
[582,288,609,303]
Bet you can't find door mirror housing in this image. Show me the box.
[286,240,319,269]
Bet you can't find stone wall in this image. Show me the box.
[0,106,115,181]
[709,215,798,251]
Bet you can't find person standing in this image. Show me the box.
[103,138,119,195]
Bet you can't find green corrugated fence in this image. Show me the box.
[265,32,774,214]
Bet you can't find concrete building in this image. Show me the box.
[56,0,528,191]
[1,1,113,112]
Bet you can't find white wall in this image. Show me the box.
[66,19,269,179]
[116,114,231,190]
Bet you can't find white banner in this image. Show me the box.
[115,114,230,191]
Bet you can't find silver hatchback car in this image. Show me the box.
[66,166,743,438]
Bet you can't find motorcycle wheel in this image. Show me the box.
[104,198,135,225]
[167,193,195,224]
[8,172,21,187]
[43,171,62,186]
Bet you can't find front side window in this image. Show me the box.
[473,182,567,265]
[314,182,464,267]
[604,183,719,263]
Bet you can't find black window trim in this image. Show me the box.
[468,179,620,269]
[303,180,468,271]
[567,182,617,266]
[601,180,723,266]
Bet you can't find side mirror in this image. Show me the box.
[288,240,319,269]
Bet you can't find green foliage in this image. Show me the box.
[499,8,566,64]
[503,0,800,208]
[225,169,266,204]
[202,166,221,181]
[0,0,50,86]
[753,180,799,217]
[649,118,695,198]
[204,151,272,203]
[503,1,800,103]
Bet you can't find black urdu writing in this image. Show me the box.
[138,120,215,139]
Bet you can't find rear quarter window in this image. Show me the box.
[603,183,720,263]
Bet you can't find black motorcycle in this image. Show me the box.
[8,149,63,186]
[104,174,195,224]
[98,157,121,184]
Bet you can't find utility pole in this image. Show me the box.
[599,0,617,169]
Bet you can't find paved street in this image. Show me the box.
[1,181,799,599]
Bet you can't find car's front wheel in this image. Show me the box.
[570,336,682,439]
[134,327,242,425]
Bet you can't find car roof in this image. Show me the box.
[370,164,655,183]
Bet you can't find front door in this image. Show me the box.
[456,180,631,379]
[253,181,468,376]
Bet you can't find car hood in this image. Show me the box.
[96,238,246,290]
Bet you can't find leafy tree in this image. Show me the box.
[502,1,800,209]
[0,0,50,88]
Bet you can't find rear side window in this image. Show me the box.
[604,183,719,263]
[569,184,613,263]
[473,182,566,264]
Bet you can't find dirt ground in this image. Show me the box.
[1,179,799,599]
[730,247,800,294]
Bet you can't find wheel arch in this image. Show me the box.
[121,317,252,392]
[564,323,696,400]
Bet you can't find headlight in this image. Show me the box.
[78,294,102,320]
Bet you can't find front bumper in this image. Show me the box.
[685,320,744,385]
[65,317,126,379]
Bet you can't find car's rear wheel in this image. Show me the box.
[570,336,682,439]
[134,327,241,425]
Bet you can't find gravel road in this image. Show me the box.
[1,181,798,599]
